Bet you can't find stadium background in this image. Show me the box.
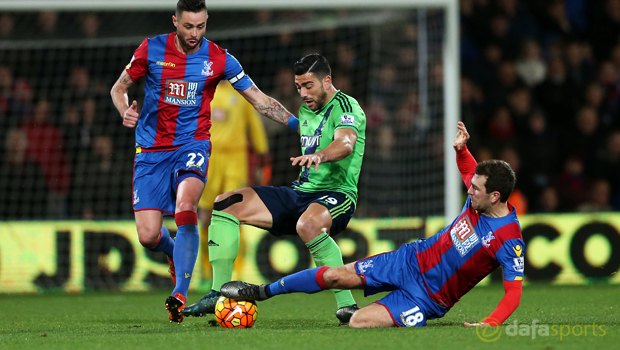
[0,0,619,293]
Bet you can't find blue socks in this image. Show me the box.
[172,211,199,298]
[266,267,327,297]
[148,226,175,259]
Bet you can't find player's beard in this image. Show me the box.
[472,198,491,214]
[177,32,200,51]
[310,87,328,111]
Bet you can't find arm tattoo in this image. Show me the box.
[256,95,292,125]
[121,73,133,86]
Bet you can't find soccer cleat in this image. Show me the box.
[220,281,271,301]
[167,257,176,285]
[335,304,360,326]
[165,293,186,324]
[181,289,221,317]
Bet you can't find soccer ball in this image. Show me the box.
[214,296,258,328]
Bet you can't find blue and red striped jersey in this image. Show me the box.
[414,150,525,308]
[126,33,253,150]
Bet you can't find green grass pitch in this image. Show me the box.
[0,284,617,350]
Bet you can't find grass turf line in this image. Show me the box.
[0,284,617,350]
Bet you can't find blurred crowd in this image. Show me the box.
[0,1,619,220]
[459,0,620,214]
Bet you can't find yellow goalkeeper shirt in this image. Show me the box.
[209,81,268,154]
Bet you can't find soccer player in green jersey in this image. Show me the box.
[182,54,366,325]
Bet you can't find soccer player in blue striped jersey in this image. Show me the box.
[110,0,297,324]
[220,121,525,328]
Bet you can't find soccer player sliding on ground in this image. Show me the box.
[221,121,525,328]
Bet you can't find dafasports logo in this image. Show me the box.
[476,319,607,342]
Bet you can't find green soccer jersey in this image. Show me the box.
[293,90,366,204]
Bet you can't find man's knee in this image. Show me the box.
[137,227,160,248]
[296,219,314,238]
[135,211,164,247]
[348,304,396,328]
[349,311,380,328]
[348,311,365,328]
[321,265,359,289]
[322,267,340,287]
[296,219,326,242]
[176,199,196,213]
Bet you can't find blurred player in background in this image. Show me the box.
[220,121,525,328]
[197,80,271,290]
[110,0,296,324]
[183,54,366,325]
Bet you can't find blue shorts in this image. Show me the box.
[355,243,450,327]
[252,186,355,237]
[133,140,211,215]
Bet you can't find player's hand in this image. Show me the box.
[123,100,139,128]
[464,322,491,327]
[291,154,323,172]
[453,121,470,151]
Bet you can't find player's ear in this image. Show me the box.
[324,75,332,89]
[172,15,178,28]
[491,191,501,204]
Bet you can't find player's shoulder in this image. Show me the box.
[330,91,364,116]
[147,33,173,44]
[207,39,227,54]
[332,91,361,108]
[493,220,523,244]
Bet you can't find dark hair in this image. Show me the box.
[176,0,206,17]
[293,54,331,79]
[475,160,516,202]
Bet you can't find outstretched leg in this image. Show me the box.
[221,263,362,299]
[222,263,363,325]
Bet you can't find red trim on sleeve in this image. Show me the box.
[483,279,522,326]
[175,210,198,226]
[456,145,477,188]
[126,38,149,82]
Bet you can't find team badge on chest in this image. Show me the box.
[202,60,214,77]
